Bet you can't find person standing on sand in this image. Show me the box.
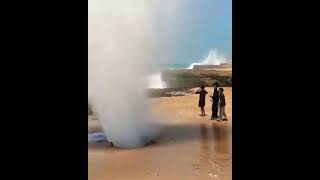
[217,88,228,121]
[210,82,220,120]
[195,85,208,116]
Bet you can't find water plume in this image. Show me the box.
[88,0,180,148]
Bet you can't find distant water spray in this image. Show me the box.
[147,72,166,89]
[187,49,230,69]
[147,50,230,88]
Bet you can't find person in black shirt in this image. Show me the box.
[218,88,228,121]
[195,85,208,116]
[210,82,220,120]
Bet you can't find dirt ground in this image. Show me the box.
[88,87,232,180]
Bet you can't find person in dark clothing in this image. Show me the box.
[218,88,227,121]
[195,85,208,116]
[210,82,220,120]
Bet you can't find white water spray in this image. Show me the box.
[187,49,229,69]
[88,0,182,148]
[147,72,166,89]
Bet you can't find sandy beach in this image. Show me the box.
[88,87,232,180]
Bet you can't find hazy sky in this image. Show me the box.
[89,0,232,67]
[163,0,232,65]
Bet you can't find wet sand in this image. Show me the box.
[88,87,232,180]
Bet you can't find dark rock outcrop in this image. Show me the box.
[161,65,232,88]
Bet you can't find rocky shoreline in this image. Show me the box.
[161,64,232,88]
[147,88,194,98]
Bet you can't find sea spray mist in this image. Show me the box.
[88,0,166,148]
